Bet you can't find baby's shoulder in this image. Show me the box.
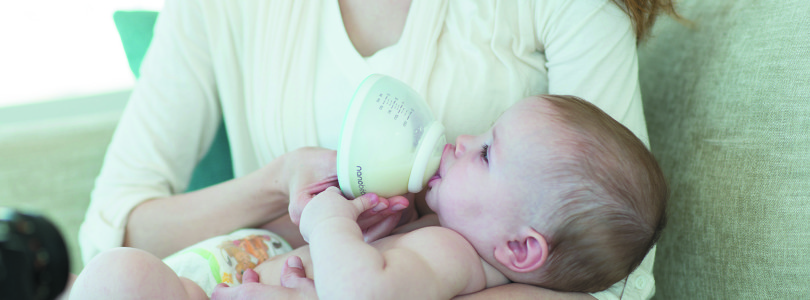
[371,227,480,266]
[394,227,493,293]
[395,226,475,253]
[405,225,463,238]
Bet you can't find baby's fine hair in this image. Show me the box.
[527,95,668,293]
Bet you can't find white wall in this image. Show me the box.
[0,0,164,108]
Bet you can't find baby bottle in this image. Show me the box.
[337,74,446,199]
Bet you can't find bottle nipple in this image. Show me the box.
[408,123,446,193]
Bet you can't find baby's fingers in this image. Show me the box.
[317,187,389,219]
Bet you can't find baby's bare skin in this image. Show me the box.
[254,214,440,286]
[254,246,314,285]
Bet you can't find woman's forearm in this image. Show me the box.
[454,283,596,300]
[124,160,289,258]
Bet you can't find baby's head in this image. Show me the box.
[424,95,667,293]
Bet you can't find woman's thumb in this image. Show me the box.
[241,268,260,283]
[281,256,310,287]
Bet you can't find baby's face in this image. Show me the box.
[424,96,563,250]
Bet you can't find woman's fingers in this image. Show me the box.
[362,212,403,242]
[279,256,318,299]
[356,195,409,241]
[241,268,260,284]
[285,148,339,225]
[280,256,309,288]
[302,175,340,199]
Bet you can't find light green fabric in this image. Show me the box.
[0,112,120,274]
[112,11,158,78]
[638,0,810,298]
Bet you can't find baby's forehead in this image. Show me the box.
[499,98,562,133]
[503,96,559,120]
[497,100,573,166]
[513,95,552,111]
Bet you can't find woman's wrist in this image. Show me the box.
[246,158,291,223]
[257,156,291,205]
[123,165,291,256]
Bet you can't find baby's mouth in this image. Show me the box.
[427,167,441,188]
[427,144,451,188]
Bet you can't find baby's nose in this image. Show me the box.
[454,135,472,157]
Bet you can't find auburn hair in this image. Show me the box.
[613,0,681,42]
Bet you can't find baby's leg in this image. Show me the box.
[69,247,207,300]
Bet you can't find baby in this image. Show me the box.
[70,95,667,299]
[256,94,669,299]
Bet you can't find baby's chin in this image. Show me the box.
[423,190,440,213]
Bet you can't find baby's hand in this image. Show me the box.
[298,187,388,242]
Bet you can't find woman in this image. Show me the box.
[79,0,677,298]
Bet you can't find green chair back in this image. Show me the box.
[113,11,234,191]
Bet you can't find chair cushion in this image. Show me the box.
[638,0,810,298]
[113,11,159,78]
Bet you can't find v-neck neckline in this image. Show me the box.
[330,0,416,60]
[320,0,448,94]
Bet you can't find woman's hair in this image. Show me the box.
[519,95,669,292]
[613,0,680,42]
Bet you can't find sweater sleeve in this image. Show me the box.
[535,0,649,147]
[79,0,221,264]
[535,1,655,299]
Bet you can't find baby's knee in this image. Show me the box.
[70,248,175,299]
[84,247,162,276]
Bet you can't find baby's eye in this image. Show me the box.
[480,144,489,163]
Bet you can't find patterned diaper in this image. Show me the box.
[163,228,293,296]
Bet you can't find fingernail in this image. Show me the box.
[366,193,379,206]
[391,203,407,211]
[372,203,388,212]
[286,256,303,269]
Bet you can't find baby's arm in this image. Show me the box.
[252,214,439,286]
[299,187,489,299]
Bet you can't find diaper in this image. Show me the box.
[163,228,293,296]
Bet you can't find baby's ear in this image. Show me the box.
[493,229,548,273]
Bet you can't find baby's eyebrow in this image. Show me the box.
[491,110,505,128]
[491,126,499,161]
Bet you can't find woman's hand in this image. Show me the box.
[278,147,412,242]
[279,256,317,298]
[275,147,340,226]
[356,193,412,242]
[211,257,319,300]
[210,268,313,300]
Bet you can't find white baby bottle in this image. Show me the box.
[337,74,446,199]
